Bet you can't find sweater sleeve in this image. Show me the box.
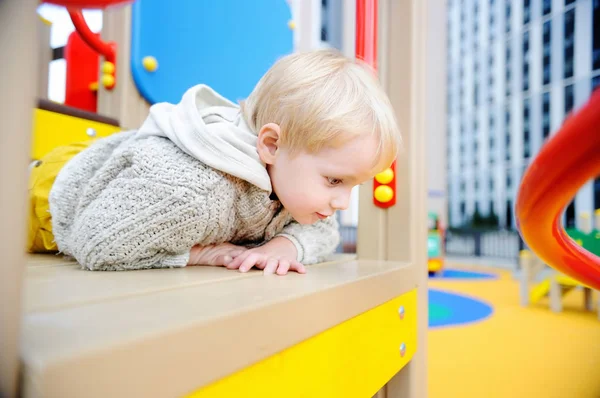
[275,216,341,264]
[52,138,234,271]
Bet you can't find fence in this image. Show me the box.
[444,229,525,260]
[336,224,524,261]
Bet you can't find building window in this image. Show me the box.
[564,9,575,79]
[506,0,511,33]
[506,45,512,96]
[523,31,530,91]
[565,0,576,5]
[523,98,531,158]
[543,21,551,85]
[565,84,574,114]
[524,0,531,24]
[542,92,551,139]
[593,0,600,70]
[594,178,600,210]
[490,1,496,41]
[565,200,576,228]
[543,0,552,15]
[505,110,511,161]
[593,75,600,91]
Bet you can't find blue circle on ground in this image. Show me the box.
[428,289,494,328]
[430,268,498,280]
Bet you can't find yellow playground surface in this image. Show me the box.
[428,263,600,398]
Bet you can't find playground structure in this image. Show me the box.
[0,1,448,397]
[519,211,600,316]
[516,85,600,316]
[427,212,445,274]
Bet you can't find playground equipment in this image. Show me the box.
[427,212,445,274]
[1,0,442,397]
[515,88,600,292]
[519,212,600,316]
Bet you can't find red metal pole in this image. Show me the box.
[68,9,117,89]
[68,9,115,60]
[355,0,378,71]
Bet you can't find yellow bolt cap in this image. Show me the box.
[375,168,394,184]
[101,61,115,74]
[142,56,158,72]
[101,74,115,88]
[374,185,394,203]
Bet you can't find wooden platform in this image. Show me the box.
[21,254,418,398]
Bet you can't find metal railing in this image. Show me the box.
[336,224,525,260]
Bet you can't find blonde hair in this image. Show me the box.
[241,48,401,173]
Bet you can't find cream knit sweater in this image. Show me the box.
[49,131,340,270]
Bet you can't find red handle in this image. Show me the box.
[515,89,600,290]
[68,9,115,62]
[355,0,378,69]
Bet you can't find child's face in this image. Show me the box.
[266,135,381,225]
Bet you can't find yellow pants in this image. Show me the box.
[27,141,93,252]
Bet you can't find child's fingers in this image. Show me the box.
[290,261,306,274]
[226,252,249,269]
[263,258,279,275]
[239,253,261,273]
[276,259,291,275]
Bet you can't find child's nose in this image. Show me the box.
[331,192,350,211]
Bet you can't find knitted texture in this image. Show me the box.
[49,131,340,271]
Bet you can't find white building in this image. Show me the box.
[446,0,600,229]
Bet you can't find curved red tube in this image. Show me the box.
[515,88,600,290]
[67,9,116,62]
[355,0,378,70]
[43,0,131,9]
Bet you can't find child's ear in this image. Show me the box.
[257,123,281,164]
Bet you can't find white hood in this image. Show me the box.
[137,84,272,192]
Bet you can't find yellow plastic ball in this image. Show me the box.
[101,74,115,88]
[374,185,394,203]
[375,167,394,184]
[142,56,158,72]
[288,20,296,30]
[101,61,115,74]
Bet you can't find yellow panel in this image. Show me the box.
[186,290,418,398]
[31,109,121,160]
[530,279,550,303]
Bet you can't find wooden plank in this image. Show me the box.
[21,259,416,398]
[37,99,120,127]
[0,1,38,396]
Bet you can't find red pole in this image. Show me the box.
[68,9,117,89]
[355,0,378,71]
[68,9,115,60]
[357,0,395,209]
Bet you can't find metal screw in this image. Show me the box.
[400,343,406,357]
[398,306,405,319]
[86,128,97,137]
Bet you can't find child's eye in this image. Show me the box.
[327,177,343,186]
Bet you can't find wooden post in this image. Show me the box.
[358,0,446,397]
[97,5,149,129]
[519,250,532,306]
[0,1,39,396]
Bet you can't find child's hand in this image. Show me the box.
[226,236,305,275]
[187,243,247,266]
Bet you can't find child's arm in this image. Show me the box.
[275,216,341,264]
[225,216,340,274]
